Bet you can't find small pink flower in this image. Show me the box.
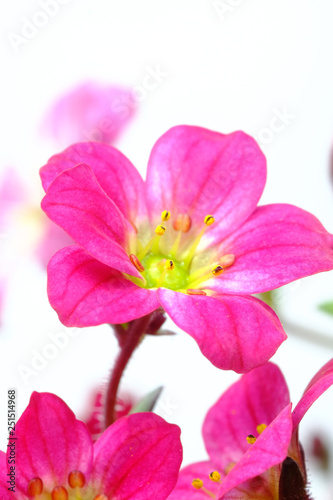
[168,359,333,500]
[0,392,182,500]
[42,81,136,146]
[40,126,333,373]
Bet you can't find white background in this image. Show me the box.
[1,1,333,498]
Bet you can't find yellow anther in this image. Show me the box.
[204,215,215,226]
[161,210,171,221]
[27,477,44,496]
[155,225,166,236]
[93,495,109,500]
[192,479,204,489]
[256,424,267,434]
[130,254,145,273]
[209,471,221,482]
[246,434,257,444]
[212,265,224,276]
[165,260,175,270]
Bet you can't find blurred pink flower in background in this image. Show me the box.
[0,81,136,320]
[40,125,333,373]
[42,81,136,146]
[169,359,333,499]
[0,392,182,500]
[83,388,136,442]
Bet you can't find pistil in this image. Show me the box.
[183,215,215,269]
[157,260,175,287]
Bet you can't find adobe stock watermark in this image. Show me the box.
[8,0,71,53]
[211,0,245,21]
[17,327,80,385]
[81,64,170,142]
[256,106,296,148]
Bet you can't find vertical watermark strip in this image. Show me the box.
[7,389,17,493]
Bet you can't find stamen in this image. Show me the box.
[209,471,221,483]
[187,265,224,289]
[246,435,257,444]
[256,424,267,434]
[130,254,145,272]
[51,486,68,500]
[157,260,175,287]
[27,477,43,496]
[170,214,191,259]
[212,265,224,276]
[191,478,216,498]
[93,495,109,500]
[192,479,204,489]
[204,215,215,226]
[186,289,207,296]
[161,210,171,221]
[155,225,166,236]
[68,470,85,488]
[137,225,166,260]
[183,215,215,269]
[173,214,191,232]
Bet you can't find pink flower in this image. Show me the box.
[0,392,182,500]
[42,81,136,146]
[40,126,333,373]
[84,389,136,442]
[168,359,333,500]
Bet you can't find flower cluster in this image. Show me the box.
[2,105,333,500]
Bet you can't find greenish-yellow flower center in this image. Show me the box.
[128,211,235,295]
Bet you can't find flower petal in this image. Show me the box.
[157,290,287,373]
[12,392,93,494]
[167,461,221,500]
[92,412,182,500]
[218,404,292,499]
[47,246,159,326]
[292,358,333,430]
[42,81,136,146]
[146,126,266,247]
[41,163,140,277]
[203,363,290,468]
[40,141,147,224]
[209,204,333,294]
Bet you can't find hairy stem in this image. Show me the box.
[105,314,152,427]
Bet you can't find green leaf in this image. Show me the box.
[319,301,333,316]
[129,386,163,414]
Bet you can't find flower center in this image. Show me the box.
[128,210,235,293]
[27,472,108,500]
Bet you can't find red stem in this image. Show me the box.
[105,314,152,427]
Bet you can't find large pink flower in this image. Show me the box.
[40,126,333,373]
[168,359,333,500]
[0,392,182,500]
